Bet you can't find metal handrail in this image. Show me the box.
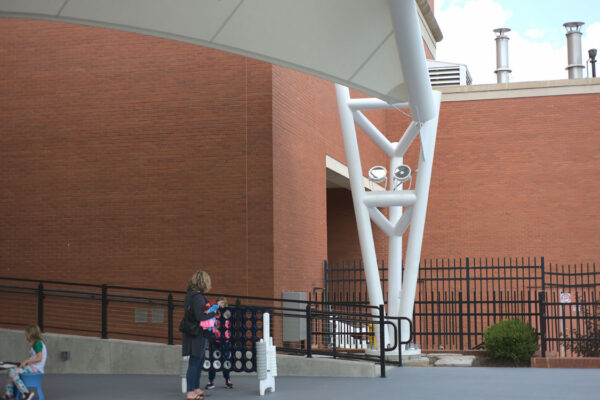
[0,276,411,374]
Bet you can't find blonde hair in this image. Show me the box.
[187,270,212,293]
[25,324,44,343]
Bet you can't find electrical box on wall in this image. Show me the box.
[282,292,307,342]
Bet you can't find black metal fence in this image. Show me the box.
[542,262,600,357]
[0,276,411,376]
[325,258,600,357]
[3,258,598,361]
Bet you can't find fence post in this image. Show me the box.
[458,291,464,350]
[101,284,108,339]
[540,257,545,292]
[167,293,174,345]
[465,257,471,349]
[37,283,44,332]
[538,291,546,357]
[332,313,337,359]
[323,260,331,348]
[306,302,312,358]
[324,260,329,300]
[379,304,386,378]
[397,317,403,367]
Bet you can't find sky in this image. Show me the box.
[434,0,600,84]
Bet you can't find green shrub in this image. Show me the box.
[484,319,539,363]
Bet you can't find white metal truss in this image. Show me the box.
[334,0,442,351]
[336,85,441,349]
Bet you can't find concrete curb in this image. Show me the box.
[531,357,600,368]
[0,329,384,377]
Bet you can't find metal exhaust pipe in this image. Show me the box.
[564,22,585,79]
[589,48,597,78]
[494,28,511,83]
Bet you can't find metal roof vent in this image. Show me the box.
[589,48,597,78]
[564,22,585,79]
[494,28,511,84]
[427,61,472,86]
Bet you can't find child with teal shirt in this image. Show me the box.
[3,325,47,400]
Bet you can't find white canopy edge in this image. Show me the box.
[0,0,435,121]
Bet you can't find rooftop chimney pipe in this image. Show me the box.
[564,22,585,79]
[589,48,597,78]
[494,28,511,83]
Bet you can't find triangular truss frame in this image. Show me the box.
[335,86,441,348]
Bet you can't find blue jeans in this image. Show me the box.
[208,341,231,382]
[186,339,207,392]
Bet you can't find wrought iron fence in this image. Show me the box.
[3,258,598,361]
[542,262,600,357]
[325,258,600,357]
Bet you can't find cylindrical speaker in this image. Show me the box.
[180,356,189,378]
[180,356,189,393]
[270,345,278,377]
[256,341,267,380]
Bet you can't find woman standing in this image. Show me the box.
[182,270,217,400]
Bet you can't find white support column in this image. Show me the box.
[395,122,420,157]
[348,98,409,111]
[363,191,416,208]
[368,208,395,237]
[336,86,441,351]
[353,111,395,157]
[335,83,388,347]
[387,155,403,340]
[332,0,440,355]
[388,0,435,122]
[398,90,442,343]
[394,208,413,236]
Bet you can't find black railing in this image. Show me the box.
[0,276,411,376]
[325,258,600,357]
[0,278,183,343]
[5,257,599,361]
[417,257,544,350]
[538,290,600,358]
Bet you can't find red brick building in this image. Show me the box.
[423,81,600,262]
[1,14,599,303]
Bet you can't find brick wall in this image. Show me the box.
[386,93,600,263]
[326,188,389,263]
[0,19,274,297]
[0,18,395,303]
[271,67,391,298]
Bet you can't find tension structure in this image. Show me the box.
[1,0,441,350]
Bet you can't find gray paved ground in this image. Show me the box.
[2,367,600,400]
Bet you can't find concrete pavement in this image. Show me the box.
[2,367,599,400]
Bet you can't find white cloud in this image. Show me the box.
[509,33,564,82]
[524,28,545,40]
[434,0,600,83]
[434,0,512,84]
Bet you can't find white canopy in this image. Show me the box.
[0,0,434,121]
